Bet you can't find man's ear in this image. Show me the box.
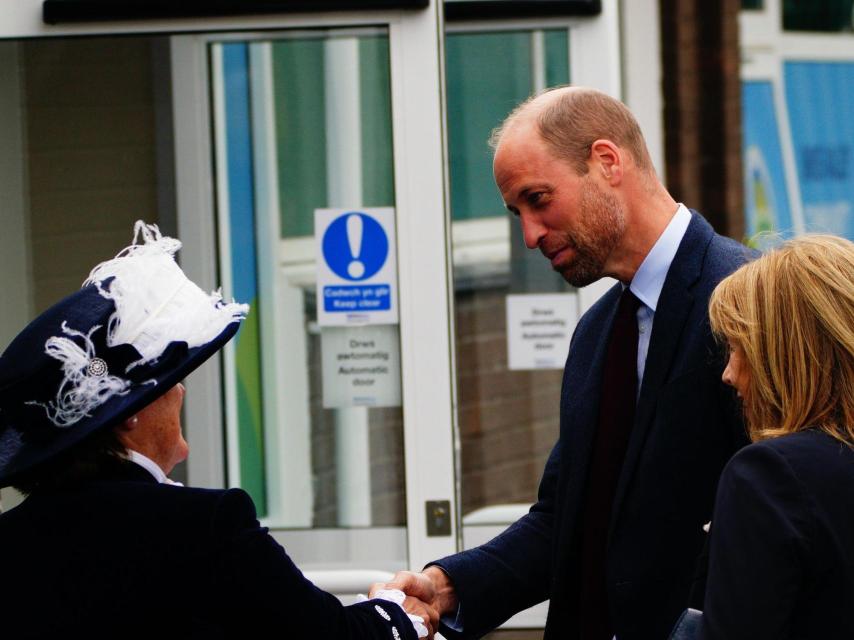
[589,139,623,185]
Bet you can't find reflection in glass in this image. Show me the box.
[446,30,569,222]
[210,30,405,531]
[446,29,571,518]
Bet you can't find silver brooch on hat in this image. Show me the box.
[27,323,130,427]
[86,357,108,377]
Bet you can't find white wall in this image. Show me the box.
[619,0,665,179]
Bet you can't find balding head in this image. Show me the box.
[491,86,653,176]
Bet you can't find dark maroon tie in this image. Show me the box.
[579,287,642,640]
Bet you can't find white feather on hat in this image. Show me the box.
[30,221,248,428]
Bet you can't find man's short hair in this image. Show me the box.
[491,86,653,175]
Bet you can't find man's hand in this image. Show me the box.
[370,567,459,625]
[400,594,439,639]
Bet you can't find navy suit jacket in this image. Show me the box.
[702,430,854,639]
[434,212,754,639]
[0,462,417,640]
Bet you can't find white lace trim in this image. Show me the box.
[355,589,429,638]
[27,323,130,427]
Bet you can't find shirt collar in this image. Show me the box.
[126,450,183,486]
[629,204,692,312]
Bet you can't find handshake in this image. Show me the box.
[370,567,459,640]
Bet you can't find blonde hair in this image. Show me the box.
[709,235,854,444]
[489,86,653,175]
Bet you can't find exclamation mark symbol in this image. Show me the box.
[347,213,365,278]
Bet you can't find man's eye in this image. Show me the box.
[528,192,544,205]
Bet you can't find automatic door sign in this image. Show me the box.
[506,293,577,370]
[321,325,402,408]
[315,208,399,326]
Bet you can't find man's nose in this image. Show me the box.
[519,214,546,250]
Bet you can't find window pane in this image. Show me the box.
[545,30,569,86]
[446,32,531,221]
[212,31,406,530]
[783,0,854,32]
[447,29,572,522]
[275,36,395,238]
[445,29,570,222]
[274,40,328,239]
[359,36,395,207]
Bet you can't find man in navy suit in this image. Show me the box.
[374,87,754,639]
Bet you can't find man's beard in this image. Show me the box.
[551,180,626,287]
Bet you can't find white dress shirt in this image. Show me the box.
[126,450,184,486]
[628,204,692,388]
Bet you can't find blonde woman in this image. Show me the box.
[701,234,854,639]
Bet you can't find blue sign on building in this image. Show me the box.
[321,212,389,281]
[785,62,854,238]
[742,80,795,240]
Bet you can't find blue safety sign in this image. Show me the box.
[321,212,389,281]
[315,208,399,326]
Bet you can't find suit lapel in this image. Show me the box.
[609,212,715,529]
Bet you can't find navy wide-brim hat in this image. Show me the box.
[0,222,247,487]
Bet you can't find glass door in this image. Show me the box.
[211,28,412,566]
[211,30,401,529]
[171,4,457,594]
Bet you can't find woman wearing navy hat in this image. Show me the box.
[0,222,434,640]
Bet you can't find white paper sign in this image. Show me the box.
[321,325,402,408]
[506,293,578,370]
[315,208,398,326]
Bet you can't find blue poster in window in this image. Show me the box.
[785,62,854,238]
[741,81,795,239]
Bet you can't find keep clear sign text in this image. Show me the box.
[324,284,391,312]
[321,324,402,408]
[506,293,578,370]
